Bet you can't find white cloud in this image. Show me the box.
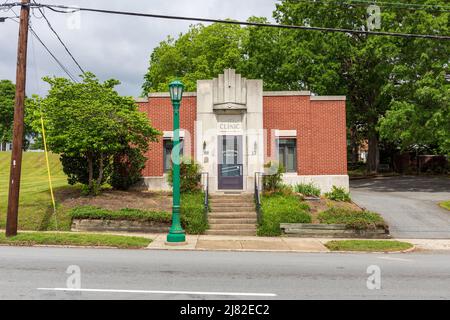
[0,0,277,96]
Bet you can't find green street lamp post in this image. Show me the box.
[167,80,186,243]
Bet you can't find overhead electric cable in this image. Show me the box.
[2,2,449,40]
[28,24,79,82]
[31,0,85,74]
[30,2,450,40]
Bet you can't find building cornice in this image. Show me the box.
[134,92,197,102]
[263,91,311,97]
[311,96,347,101]
[149,92,197,98]
[135,92,346,101]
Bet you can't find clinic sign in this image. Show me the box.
[217,121,243,135]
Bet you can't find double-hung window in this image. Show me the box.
[163,139,184,172]
[277,139,297,173]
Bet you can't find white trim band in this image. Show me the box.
[311,96,346,101]
[274,130,297,137]
[263,91,311,97]
[148,92,197,98]
[163,131,186,139]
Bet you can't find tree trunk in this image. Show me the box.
[367,133,380,174]
[87,153,93,189]
[350,127,359,163]
[97,154,104,186]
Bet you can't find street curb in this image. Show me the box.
[145,247,331,254]
[0,244,148,250]
[325,244,416,254]
[0,243,420,254]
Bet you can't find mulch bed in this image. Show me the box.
[55,187,173,212]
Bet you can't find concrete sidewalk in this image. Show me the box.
[146,234,450,253]
[3,230,450,253]
[147,234,330,252]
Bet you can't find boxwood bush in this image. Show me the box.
[318,207,387,231]
[181,192,209,234]
[258,194,311,236]
[167,158,202,193]
[70,206,171,222]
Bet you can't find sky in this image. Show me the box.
[0,0,278,97]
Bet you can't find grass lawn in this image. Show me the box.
[0,232,151,249]
[325,240,413,252]
[0,152,72,231]
[440,201,450,211]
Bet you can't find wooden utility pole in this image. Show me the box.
[6,0,30,237]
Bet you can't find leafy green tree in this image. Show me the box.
[273,0,400,173]
[0,80,15,144]
[378,2,449,155]
[142,23,247,94]
[28,73,161,194]
[271,0,448,171]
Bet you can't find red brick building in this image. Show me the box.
[136,69,348,194]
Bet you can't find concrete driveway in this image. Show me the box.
[351,176,450,239]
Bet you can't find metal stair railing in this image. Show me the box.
[254,172,264,225]
[201,172,209,220]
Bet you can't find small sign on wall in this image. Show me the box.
[217,122,243,135]
[217,115,243,135]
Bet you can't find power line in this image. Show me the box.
[7,11,79,82]
[7,5,80,82]
[31,2,450,40]
[3,2,449,40]
[0,15,19,21]
[28,23,79,82]
[4,1,448,12]
[31,0,85,74]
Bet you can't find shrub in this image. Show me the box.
[80,182,102,197]
[111,147,147,191]
[61,146,148,194]
[61,154,110,187]
[325,186,351,202]
[167,158,202,193]
[258,194,311,236]
[181,192,208,234]
[263,161,285,192]
[295,183,321,197]
[318,207,387,231]
[70,206,171,223]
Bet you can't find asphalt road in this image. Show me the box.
[351,176,450,239]
[1,246,449,300]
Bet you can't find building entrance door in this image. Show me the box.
[218,135,243,190]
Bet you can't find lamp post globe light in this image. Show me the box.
[167,80,186,244]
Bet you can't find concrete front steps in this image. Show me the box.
[206,194,257,236]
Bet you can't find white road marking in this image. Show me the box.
[378,256,413,262]
[37,288,277,297]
